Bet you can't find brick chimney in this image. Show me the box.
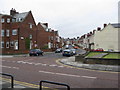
[104,24,107,28]
[10,8,19,16]
[97,27,101,31]
[93,30,96,34]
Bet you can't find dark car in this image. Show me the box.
[55,48,62,53]
[29,49,44,56]
[62,49,73,56]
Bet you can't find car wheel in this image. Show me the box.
[36,54,39,56]
[41,53,43,56]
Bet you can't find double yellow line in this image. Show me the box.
[0,77,48,89]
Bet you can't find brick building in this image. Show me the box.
[37,22,62,51]
[0,9,62,54]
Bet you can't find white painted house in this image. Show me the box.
[94,23,120,52]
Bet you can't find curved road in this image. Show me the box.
[2,52,119,89]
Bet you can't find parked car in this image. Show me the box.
[73,46,79,49]
[95,48,104,51]
[62,49,73,56]
[29,49,44,56]
[55,48,62,53]
[71,49,77,55]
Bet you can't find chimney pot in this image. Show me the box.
[104,24,107,28]
[97,27,101,31]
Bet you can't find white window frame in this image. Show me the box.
[6,29,10,37]
[30,24,33,29]
[12,29,17,35]
[14,41,18,50]
[1,41,4,48]
[1,30,5,37]
[6,42,9,48]
[7,18,10,23]
[1,18,5,23]
[29,34,32,39]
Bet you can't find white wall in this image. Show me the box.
[94,24,119,51]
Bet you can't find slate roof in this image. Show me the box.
[111,23,120,28]
[13,12,29,22]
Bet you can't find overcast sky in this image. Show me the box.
[0,0,119,38]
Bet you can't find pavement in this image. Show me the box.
[60,56,120,72]
[0,79,34,90]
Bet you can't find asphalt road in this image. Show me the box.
[1,52,119,89]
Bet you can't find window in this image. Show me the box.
[7,18,10,23]
[12,18,16,22]
[1,30,5,37]
[30,24,33,29]
[6,42,9,48]
[12,29,17,35]
[30,35,32,39]
[6,30,10,37]
[1,41,4,48]
[10,41,14,47]
[1,18,5,23]
[14,41,18,50]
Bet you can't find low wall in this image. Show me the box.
[85,58,120,65]
[1,50,29,55]
[75,55,120,65]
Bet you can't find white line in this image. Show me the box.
[81,76,97,79]
[39,70,97,79]
[39,71,55,74]
[34,63,41,65]
[0,65,19,70]
[49,65,57,67]
[41,64,47,66]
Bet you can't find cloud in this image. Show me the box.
[0,0,119,38]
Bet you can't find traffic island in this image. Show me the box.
[72,51,120,72]
[75,51,120,65]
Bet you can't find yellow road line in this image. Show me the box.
[56,59,119,74]
[0,77,48,88]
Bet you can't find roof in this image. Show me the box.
[0,14,11,17]
[13,12,29,22]
[111,23,120,28]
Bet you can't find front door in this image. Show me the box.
[14,41,18,50]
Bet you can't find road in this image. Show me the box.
[1,51,119,89]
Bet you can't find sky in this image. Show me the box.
[0,0,119,38]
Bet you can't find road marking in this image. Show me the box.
[34,63,42,65]
[39,70,97,79]
[3,60,65,69]
[49,64,57,67]
[0,65,19,69]
[41,64,47,66]
[0,77,49,89]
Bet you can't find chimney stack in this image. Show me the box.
[104,24,107,28]
[10,8,19,16]
[97,27,101,31]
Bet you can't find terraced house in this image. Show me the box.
[79,23,120,52]
[0,9,62,54]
